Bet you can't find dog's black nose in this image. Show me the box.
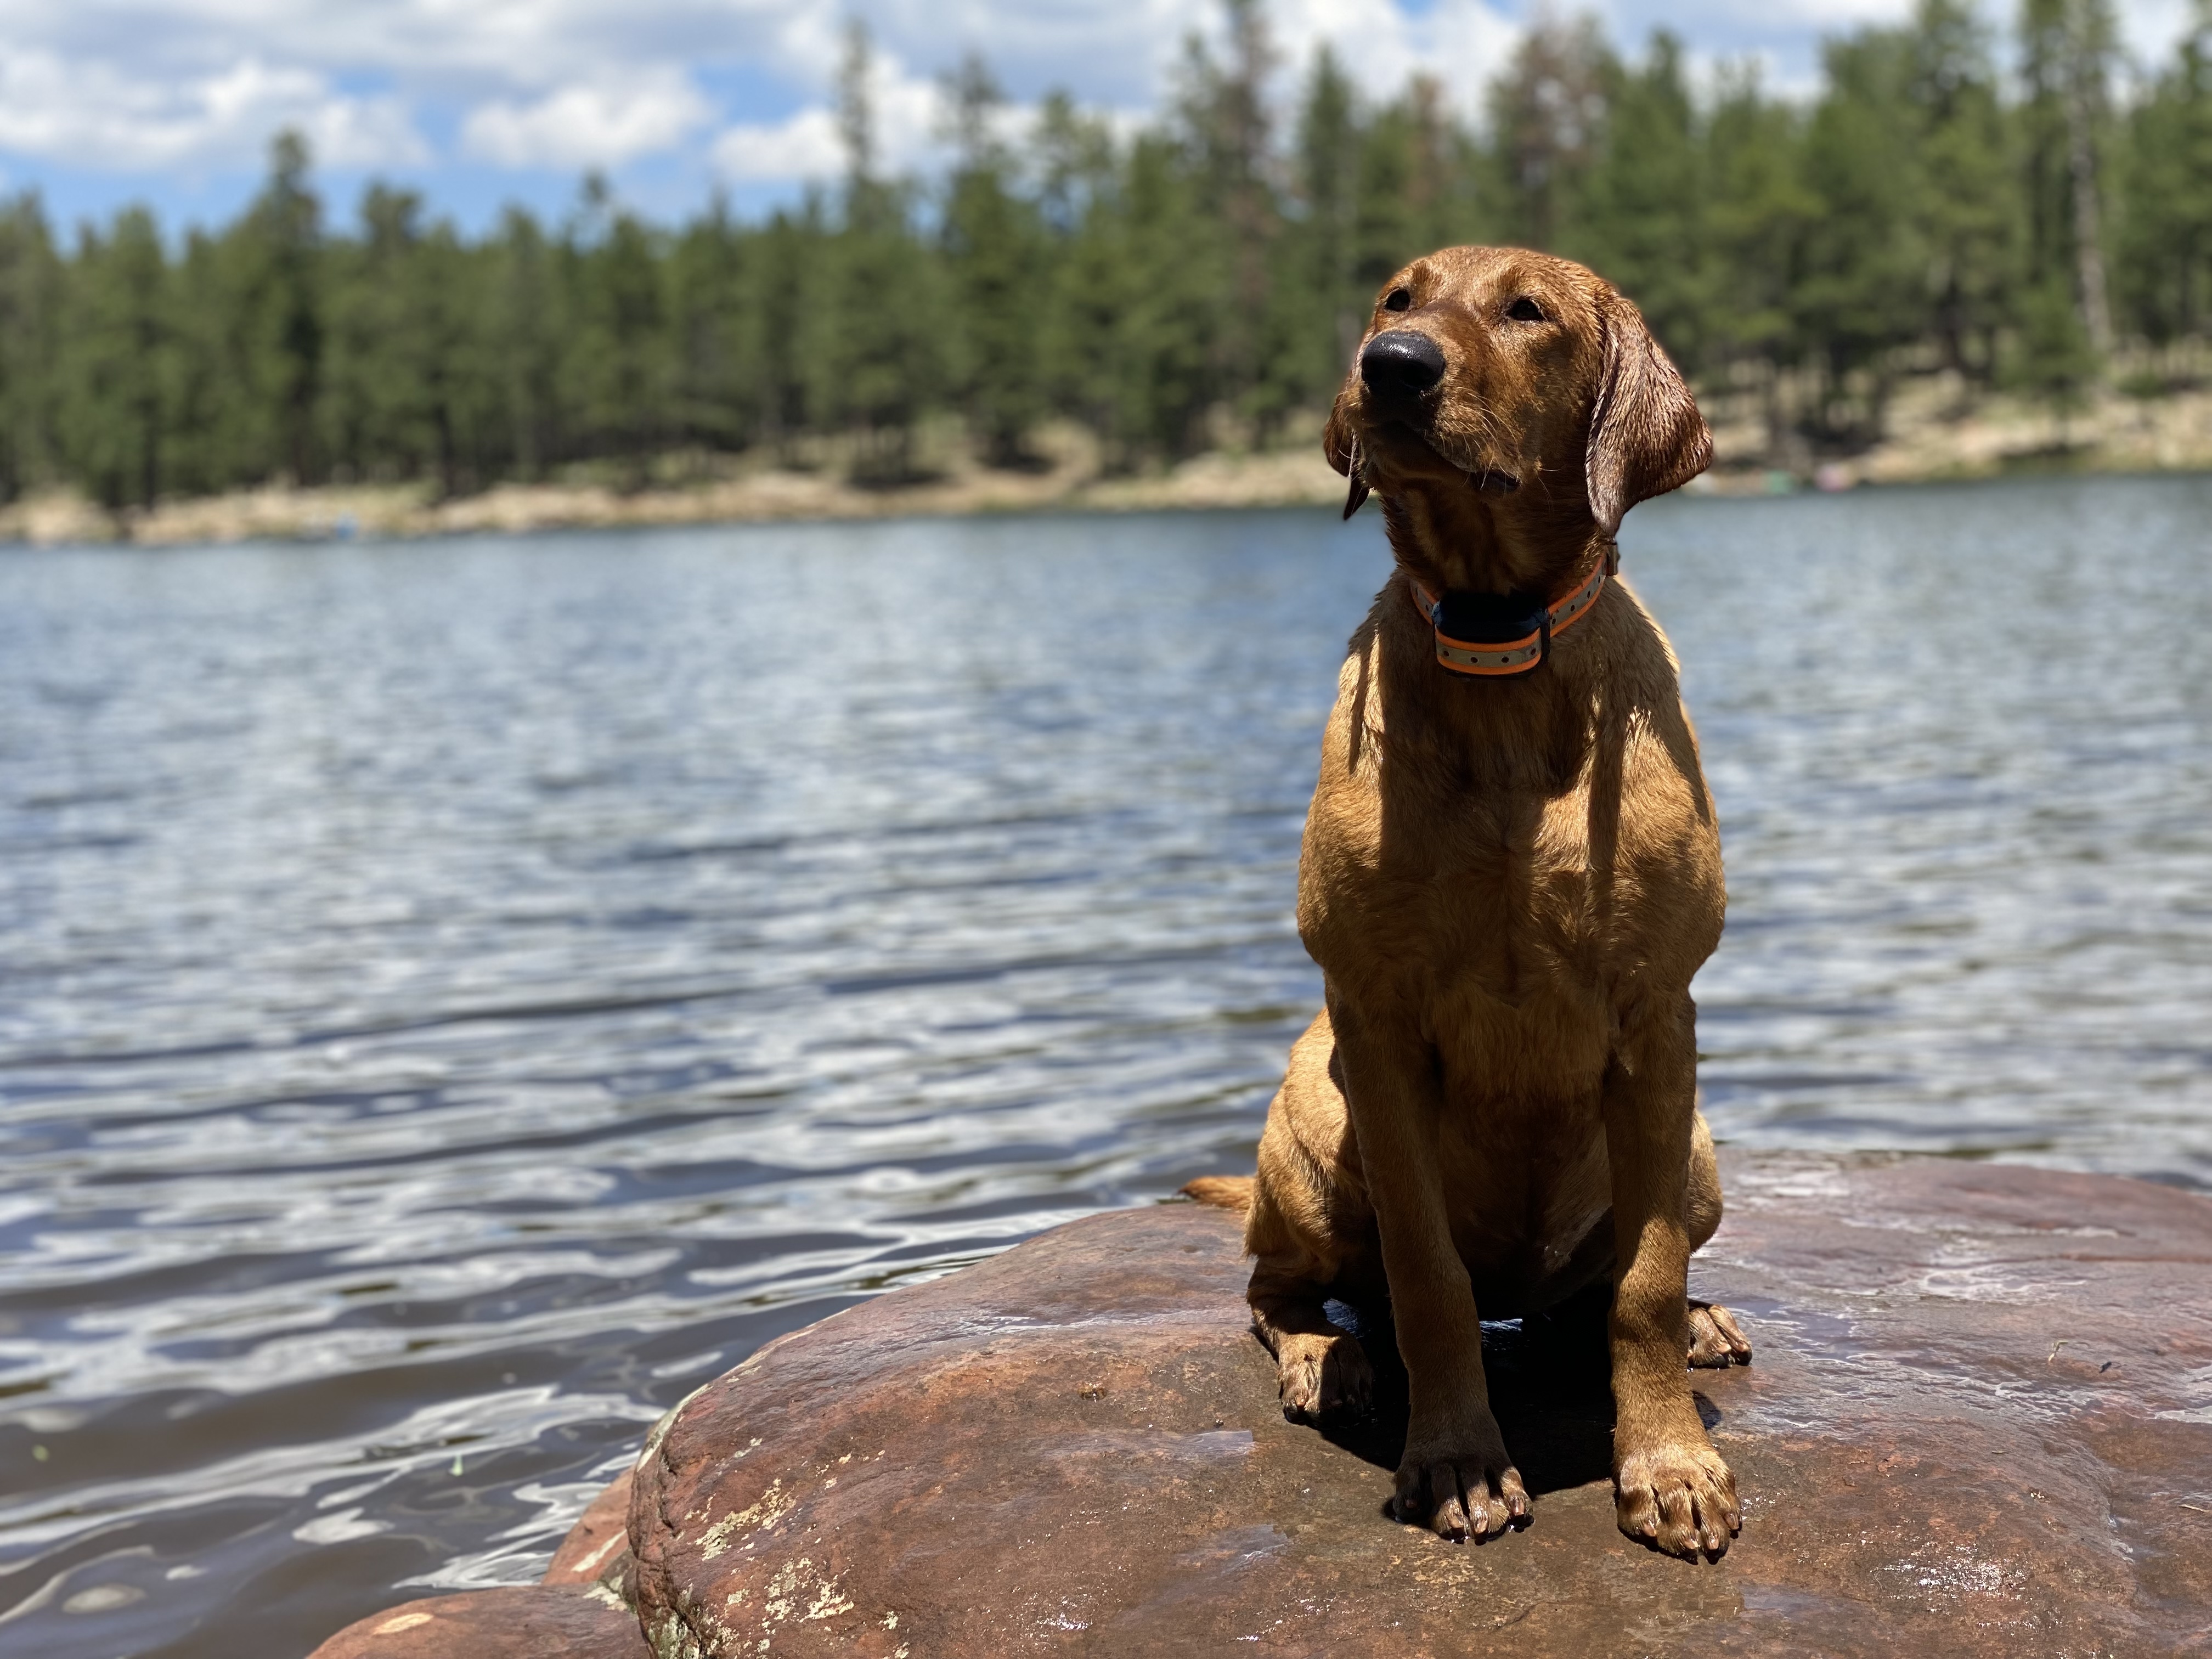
[1361,330,1446,399]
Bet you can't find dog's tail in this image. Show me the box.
[1180,1174,1255,1214]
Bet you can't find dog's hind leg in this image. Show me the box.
[1683,1111,1752,1368]
[1242,1018,1379,1421]
[1248,1256,1374,1422]
[1244,1157,1378,1423]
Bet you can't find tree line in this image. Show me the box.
[2,0,2208,510]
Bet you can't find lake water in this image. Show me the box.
[3,475,2209,1657]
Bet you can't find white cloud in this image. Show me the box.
[710,108,847,184]
[0,0,2199,193]
[1268,0,1522,120]
[462,71,713,169]
[704,0,1524,188]
[0,45,426,172]
[1596,0,2194,63]
[707,37,1045,186]
[0,1,802,98]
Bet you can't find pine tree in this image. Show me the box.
[167,228,245,494]
[1361,76,1478,276]
[752,197,830,459]
[1176,0,1279,431]
[564,178,673,486]
[1119,131,1223,460]
[941,55,1049,466]
[1908,0,2019,383]
[1573,33,1708,366]
[325,185,444,484]
[0,194,61,501]
[1035,93,1137,463]
[2021,0,2119,356]
[58,207,172,509]
[1795,27,1931,439]
[820,21,947,481]
[1483,17,1615,251]
[667,192,758,456]
[1701,66,1818,458]
[2117,2,2212,345]
[1703,65,1814,375]
[489,207,563,479]
[235,131,327,483]
[1291,45,1360,385]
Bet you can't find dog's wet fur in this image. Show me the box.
[1184,246,1752,1561]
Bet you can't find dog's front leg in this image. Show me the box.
[1329,997,1530,1542]
[1601,996,1741,1560]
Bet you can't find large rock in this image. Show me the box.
[314,1153,2212,1658]
[627,1153,2212,1658]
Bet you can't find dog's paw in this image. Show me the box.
[1275,1330,1374,1422]
[1615,1439,1740,1559]
[1686,1301,1752,1368]
[1391,1444,1530,1542]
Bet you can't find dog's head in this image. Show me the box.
[1324,246,1709,578]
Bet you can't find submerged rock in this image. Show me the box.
[544,1469,635,1596]
[311,1153,2212,1658]
[303,1584,647,1658]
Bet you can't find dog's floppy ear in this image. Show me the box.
[1323,393,1369,520]
[1584,287,1711,537]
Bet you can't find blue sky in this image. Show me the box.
[0,0,2197,242]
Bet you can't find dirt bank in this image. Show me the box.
[5,385,2207,549]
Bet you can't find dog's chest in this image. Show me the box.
[1427,791,1605,971]
[1302,715,1707,1112]
[1302,672,1718,1024]
[1314,773,1617,984]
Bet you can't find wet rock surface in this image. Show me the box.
[306,1470,644,1658]
[544,1469,636,1595]
[302,1585,648,1658]
[314,1153,2212,1658]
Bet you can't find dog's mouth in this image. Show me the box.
[1365,419,1520,496]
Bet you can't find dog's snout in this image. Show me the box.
[1360,330,1446,399]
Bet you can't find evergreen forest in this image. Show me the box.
[4,0,2210,510]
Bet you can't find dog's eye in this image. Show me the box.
[1505,296,1547,323]
[1384,288,1412,313]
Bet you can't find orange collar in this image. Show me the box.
[1407,542,1616,677]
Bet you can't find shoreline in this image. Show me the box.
[4,381,2208,548]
